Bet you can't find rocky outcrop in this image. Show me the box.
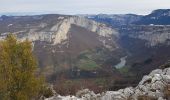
[121,25,170,46]
[45,67,170,100]
[0,15,118,47]
[51,16,118,45]
[0,14,121,80]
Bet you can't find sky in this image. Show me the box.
[0,0,170,15]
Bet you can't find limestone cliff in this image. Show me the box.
[121,25,170,47]
[0,14,121,80]
[0,15,118,49]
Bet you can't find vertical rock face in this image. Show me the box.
[52,19,71,44]
[121,25,170,47]
[50,16,118,45]
[45,67,170,100]
[0,14,121,80]
[69,16,118,37]
[0,15,118,47]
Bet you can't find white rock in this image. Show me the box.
[158,97,166,100]
[162,75,170,83]
[147,91,164,98]
[149,69,163,76]
[139,75,152,85]
[46,95,81,100]
[138,84,150,92]
[151,74,163,83]
[151,81,165,91]
[45,67,170,100]
[101,91,126,100]
[123,87,134,97]
[53,19,71,44]
[164,68,170,75]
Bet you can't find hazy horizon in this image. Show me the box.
[0,0,170,15]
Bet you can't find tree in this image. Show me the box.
[0,34,44,100]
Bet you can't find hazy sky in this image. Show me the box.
[0,0,170,15]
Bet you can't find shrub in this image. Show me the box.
[54,78,107,95]
[0,34,45,100]
[40,86,54,98]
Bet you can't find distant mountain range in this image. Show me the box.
[80,14,142,27]
[83,9,170,27]
[1,9,170,90]
[134,9,170,25]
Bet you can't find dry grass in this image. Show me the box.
[164,84,170,99]
[54,78,107,96]
[137,95,157,100]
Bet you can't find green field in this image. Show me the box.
[77,59,100,71]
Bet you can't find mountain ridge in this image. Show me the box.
[1,9,170,95]
[0,14,123,83]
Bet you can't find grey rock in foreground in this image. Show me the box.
[45,67,170,100]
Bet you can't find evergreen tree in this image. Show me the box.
[0,34,44,100]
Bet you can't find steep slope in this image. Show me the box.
[0,15,118,45]
[0,14,122,81]
[120,25,170,47]
[119,25,170,77]
[86,9,170,79]
[46,66,170,100]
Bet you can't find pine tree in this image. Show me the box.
[0,34,44,100]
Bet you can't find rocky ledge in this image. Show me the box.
[45,67,170,100]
